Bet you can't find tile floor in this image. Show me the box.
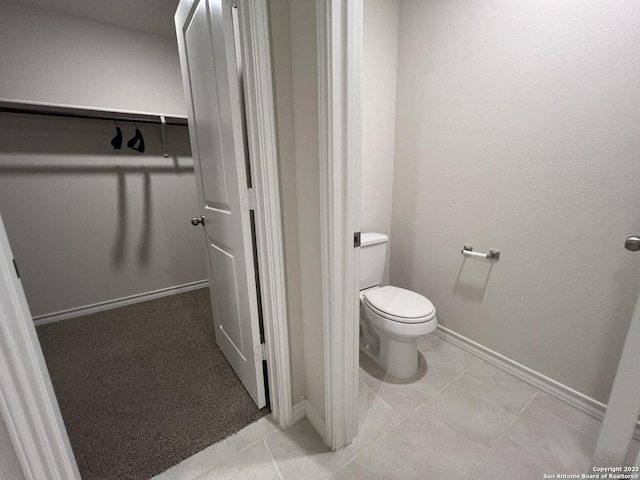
[152,334,628,480]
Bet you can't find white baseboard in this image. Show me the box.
[434,325,640,438]
[33,280,209,326]
[305,401,327,444]
[290,400,327,444]
[291,400,307,425]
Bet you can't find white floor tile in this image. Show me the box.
[462,364,537,415]
[154,337,600,480]
[426,337,537,415]
[385,411,486,480]
[331,438,420,480]
[418,376,514,451]
[360,347,466,419]
[425,336,481,369]
[197,441,280,480]
[151,441,228,480]
[225,416,278,456]
[505,403,595,474]
[349,382,402,454]
[359,354,431,418]
[265,419,354,480]
[470,434,556,480]
[531,391,601,440]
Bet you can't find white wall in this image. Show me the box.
[0,1,186,116]
[362,0,400,285]
[0,417,23,480]
[0,1,206,317]
[267,0,306,405]
[391,0,640,404]
[288,0,325,420]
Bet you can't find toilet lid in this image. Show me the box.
[363,286,435,321]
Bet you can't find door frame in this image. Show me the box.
[593,290,640,467]
[235,0,292,426]
[0,1,292,478]
[316,0,362,450]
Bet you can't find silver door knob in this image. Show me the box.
[625,236,640,251]
[191,216,204,226]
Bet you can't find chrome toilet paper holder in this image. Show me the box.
[461,245,500,262]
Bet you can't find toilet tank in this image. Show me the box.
[360,233,388,290]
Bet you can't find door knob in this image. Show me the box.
[191,216,204,226]
[625,236,640,251]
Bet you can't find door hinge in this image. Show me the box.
[241,188,256,211]
[12,259,20,279]
[255,343,267,362]
[354,232,361,248]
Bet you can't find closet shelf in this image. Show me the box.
[0,99,188,126]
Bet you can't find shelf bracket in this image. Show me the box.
[160,116,168,157]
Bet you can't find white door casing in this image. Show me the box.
[316,0,362,449]
[176,0,266,408]
[0,3,290,478]
[593,262,640,467]
[0,216,81,480]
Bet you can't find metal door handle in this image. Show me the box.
[625,236,640,251]
[191,216,204,226]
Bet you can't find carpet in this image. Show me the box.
[36,288,269,480]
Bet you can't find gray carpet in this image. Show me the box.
[36,288,269,480]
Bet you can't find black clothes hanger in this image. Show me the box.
[127,122,145,153]
[110,119,123,149]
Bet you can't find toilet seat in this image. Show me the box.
[361,299,436,338]
[363,286,435,324]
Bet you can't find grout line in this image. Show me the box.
[376,367,470,447]
[434,336,542,417]
[459,372,527,419]
[226,426,279,458]
[408,464,423,480]
[263,439,285,480]
[432,368,468,398]
[337,438,381,474]
[381,437,422,480]
[223,439,230,459]
[191,439,232,480]
[354,381,407,454]
[395,366,470,422]
[526,397,600,442]
[359,380,403,425]
[422,344,469,372]
[478,389,539,465]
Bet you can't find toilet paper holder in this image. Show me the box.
[462,245,500,261]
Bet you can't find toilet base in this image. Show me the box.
[360,328,424,380]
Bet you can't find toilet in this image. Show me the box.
[359,233,437,379]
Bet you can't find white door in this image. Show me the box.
[175,0,266,408]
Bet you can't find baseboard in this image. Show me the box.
[290,400,327,443]
[305,401,327,443]
[33,280,209,326]
[291,400,307,425]
[434,325,640,438]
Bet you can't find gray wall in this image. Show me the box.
[0,1,206,317]
[362,0,400,285]
[0,1,186,116]
[287,0,325,420]
[267,0,306,405]
[391,0,640,404]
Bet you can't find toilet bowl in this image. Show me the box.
[360,285,437,379]
[359,233,438,379]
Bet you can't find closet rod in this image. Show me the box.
[0,99,188,126]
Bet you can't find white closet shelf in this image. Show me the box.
[0,99,188,126]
